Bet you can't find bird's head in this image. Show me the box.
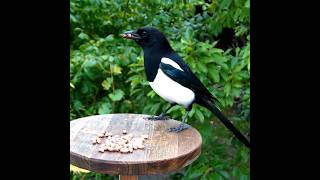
[121,27,171,50]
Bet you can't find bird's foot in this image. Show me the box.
[168,124,190,133]
[146,115,170,121]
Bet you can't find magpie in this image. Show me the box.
[122,27,250,148]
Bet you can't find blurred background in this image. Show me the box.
[70,0,250,179]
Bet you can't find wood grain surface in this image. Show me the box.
[70,114,202,175]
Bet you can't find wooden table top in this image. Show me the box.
[70,114,202,175]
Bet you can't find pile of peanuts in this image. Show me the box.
[92,129,149,153]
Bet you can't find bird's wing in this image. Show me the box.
[159,61,220,107]
[164,54,221,102]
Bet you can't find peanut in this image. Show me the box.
[107,147,114,151]
[129,147,133,152]
[98,147,105,153]
[98,133,105,138]
[137,144,145,149]
[142,134,149,139]
[120,147,129,153]
[93,130,147,153]
[132,143,138,150]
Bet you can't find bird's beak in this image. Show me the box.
[121,30,142,40]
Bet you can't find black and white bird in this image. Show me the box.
[122,27,250,148]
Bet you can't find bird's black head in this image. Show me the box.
[122,27,172,51]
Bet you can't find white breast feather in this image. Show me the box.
[149,68,195,108]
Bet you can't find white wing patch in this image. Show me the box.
[161,57,183,71]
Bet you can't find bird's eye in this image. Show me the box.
[142,31,147,35]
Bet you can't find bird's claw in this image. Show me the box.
[168,124,190,132]
[146,115,170,121]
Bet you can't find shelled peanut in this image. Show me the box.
[91,129,149,153]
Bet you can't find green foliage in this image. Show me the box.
[70,171,116,180]
[70,0,250,179]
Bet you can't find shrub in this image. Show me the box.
[70,0,250,179]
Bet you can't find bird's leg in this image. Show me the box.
[147,103,176,121]
[168,110,190,132]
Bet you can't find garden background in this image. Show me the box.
[70,0,250,179]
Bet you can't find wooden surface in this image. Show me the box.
[70,114,202,175]
[119,175,138,180]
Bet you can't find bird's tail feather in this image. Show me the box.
[201,99,250,148]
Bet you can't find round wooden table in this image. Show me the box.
[70,114,202,179]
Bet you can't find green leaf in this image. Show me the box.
[197,62,208,73]
[73,100,83,111]
[231,87,241,97]
[85,59,97,68]
[195,109,205,123]
[101,55,108,60]
[233,83,243,88]
[208,66,220,83]
[105,34,114,42]
[98,102,112,114]
[184,27,193,40]
[147,90,156,98]
[231,57,238,69]
[101,77,112,90]
[218,170,231,179]
[189,108,195,117]
[150,102,161,114]
[211,48,224,54]
[220,0,232,9]
[220,71,228,81]
[80,83,89,94]
[245,0,250,8]
[232,167,241,177]
[112,65,122,74]
[212,54,228,70]
[212,53,227,63]
[188,171,202,179]
[108,56,115,63]
[109,89,125,101]
[240,174,249,180]
[78,32,89,40]
[70,15,77,23]
[224,83,231,96]
[167,105,181,114]
[211,172,223,180]
[83,59,99,80]
[225,95,233,106]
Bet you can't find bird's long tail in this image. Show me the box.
[200,99,250,148]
